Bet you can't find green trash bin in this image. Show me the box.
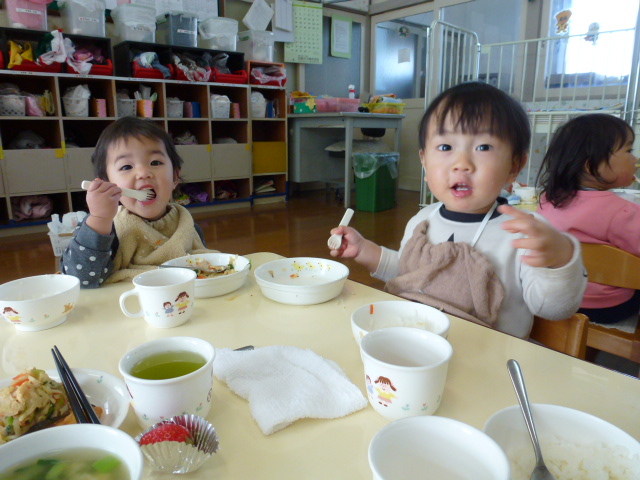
[353,152,399,212]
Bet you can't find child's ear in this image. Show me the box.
[419,149,427,180]
[173,169,181,188]
[509,154,528,179]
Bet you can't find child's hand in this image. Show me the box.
[498,205,575,269]
[85,179,122,235]
[328,226,382,273]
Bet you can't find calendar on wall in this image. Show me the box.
[284,1,323,64]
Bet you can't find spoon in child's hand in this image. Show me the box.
[81,181,156,201]
[327,208,354,249]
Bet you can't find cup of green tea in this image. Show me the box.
[119,337,215,428]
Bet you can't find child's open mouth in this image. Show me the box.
[139,188,157,202]
[451,183,472,197]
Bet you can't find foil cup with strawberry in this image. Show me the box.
[135,414,219,473]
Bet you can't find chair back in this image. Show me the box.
[580,243,640,289]
[530,313,589,359]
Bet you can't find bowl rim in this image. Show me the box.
[483,403,640,452]
[0,274,79,302]
[254,257,349,285]
[351,300,450,334]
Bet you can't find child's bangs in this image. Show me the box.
[434,97,501,137]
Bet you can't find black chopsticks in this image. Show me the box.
[51,345,101,425]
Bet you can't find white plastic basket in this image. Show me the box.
[167,100,184,118]
[63,97,89,117]
[211,98,230,118]
[251,101,266,118]
[0,95,26,116]
[117,98,135,117]
[48,232,74,257]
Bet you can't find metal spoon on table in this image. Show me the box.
[507,359,557,480]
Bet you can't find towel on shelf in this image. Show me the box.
[213,346,367,435]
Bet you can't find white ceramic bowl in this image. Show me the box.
[162,253,251,298]
[351,301,450,346]
[484,404,640,480]
[0,424,144,479]
[369,416,510,480]
[0,274,80,331]
[0,368,129,429]
[254,257,349,305]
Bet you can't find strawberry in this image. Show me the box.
[139,423,193,446]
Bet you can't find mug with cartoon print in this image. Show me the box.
[119,268,197,328]
[360,327,453,422]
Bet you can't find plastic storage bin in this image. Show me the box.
[60,0,106,36]
[156,12,198,47]
[364,102,406,114]
[117,98,135,117]
[354,152,399,212]
[0,95,26,116]
[62,97,89,117]
[237,30,274,62]
[111,4,156,43]
[316,97,359,113]
[199,16,238,51]
[167,99,184,118]
[4,0,51,30]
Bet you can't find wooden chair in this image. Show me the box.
[580,243,640,365]
[530,314,589,359]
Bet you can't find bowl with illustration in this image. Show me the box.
[0,274,80,331]
[162,253,251,298]
[254,257,349,305]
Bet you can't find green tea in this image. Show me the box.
[131,351,206,380]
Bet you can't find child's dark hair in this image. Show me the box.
[537,114,633,208]
[91,117,183,180]
[419,82,531,170]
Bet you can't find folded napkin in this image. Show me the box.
[213,346,367,435]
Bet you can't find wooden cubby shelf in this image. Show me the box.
[0,60,288,233]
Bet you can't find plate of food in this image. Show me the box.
[0,368,129,444]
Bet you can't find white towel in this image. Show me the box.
[213,346,368,435]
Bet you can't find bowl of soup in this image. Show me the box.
[0,424,143,480]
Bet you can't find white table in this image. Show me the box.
[288,113,405,207]
[1,252,639,479]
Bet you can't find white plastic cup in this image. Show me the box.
[119,336,215,428]
[360,327,452,421]
[119,268,196,328]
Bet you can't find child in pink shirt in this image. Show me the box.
[537,113,640,324]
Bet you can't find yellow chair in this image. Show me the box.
[530,314,589,359]
[580,243,640,365]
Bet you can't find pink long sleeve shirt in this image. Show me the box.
[538,190,640,309]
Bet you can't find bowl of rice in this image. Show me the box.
[162,253,251,298]
[483,404,640,480]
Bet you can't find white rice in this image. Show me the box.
[509,437,640,480]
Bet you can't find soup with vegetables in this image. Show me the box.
[0,449,129,480]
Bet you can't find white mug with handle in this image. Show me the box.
[119,268,197,328]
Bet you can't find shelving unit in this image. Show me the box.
[0,67,288,234]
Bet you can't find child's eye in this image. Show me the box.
[119,164,132,171]
[437,144,452,151]
[477,144,492,151]
[150,160,165,166]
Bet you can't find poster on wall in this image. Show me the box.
[284,1,323,64]
[331,15,351,58]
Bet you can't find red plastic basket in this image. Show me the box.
[213,68,248,85]
[249,69,287,87]
[0,51,4,70]
[10,59,63,73]
[173,65,212,82]
[132,61,170,79]
[66,59,113,76]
